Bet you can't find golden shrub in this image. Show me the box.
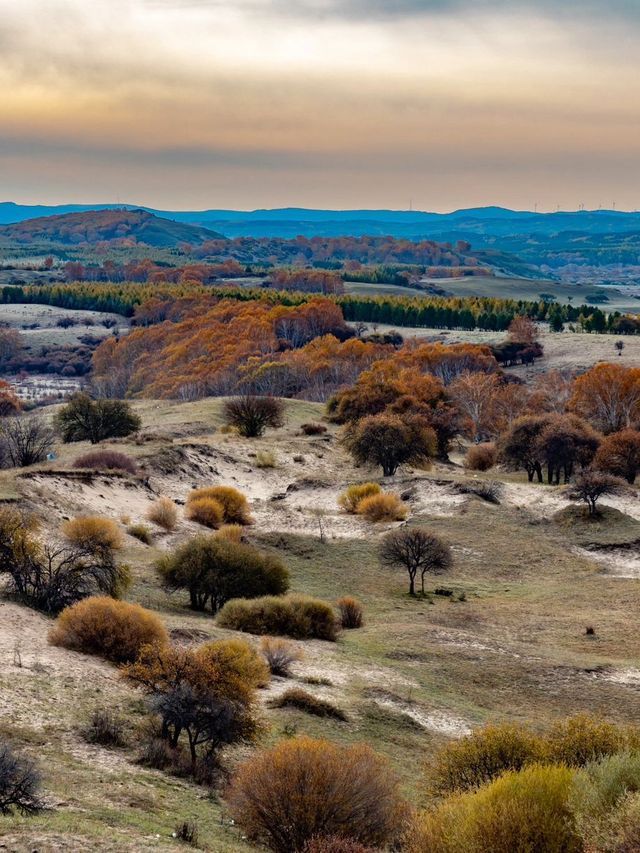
[49,596,168,663]
[357,492,407,522]
[61,516,123,551]
[338,483,381,514]
[215,524,245,543]
[146,496,179,531]
[186,497,225,528]
[188,485,251,525]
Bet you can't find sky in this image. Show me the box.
[0,0,639,212]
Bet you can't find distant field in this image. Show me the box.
[1,303,128,348]
[346,275,640,315]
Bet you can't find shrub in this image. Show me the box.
[464,443,497,471]
[0,416,54,468]
[188,486,251,525]
[357,492,407,522]
[270,688,347,721]
[157,535,289,613]
[260,637,303,677]
[545,714,628,767]
[338,483,381,514]
[61,516,123,552]
[255,450,277,468]
[174,820,199,846]
[72,450,138,475]
[185,497,224,528]
[215,524,245,543]
[218,594,338,641]
[0,742,43,816]
[223,395,285,438]
[82,708,127,747]
[455,480,503,504]
[572,751,640,826]
[304,839,376,853]
[49,596,169,663]
[55,393,141,443]
[0,508,130,614]
[127,523,152,545]
[147,496,178,531]
[226,736,406,852]
[413,764,581,853]
[337,596,363,629]
[429,722,544,795]
[301,422,328,436]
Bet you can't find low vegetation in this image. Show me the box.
[226,736,405,853]
[157,535,289,613]
[269,688,348,721]
[49,596,169,663]
[72,449,138,474]
[217,594,338,640]
[146,495,179,531]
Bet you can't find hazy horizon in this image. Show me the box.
[1,0,639,211]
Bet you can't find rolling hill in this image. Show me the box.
[0,209,224,248]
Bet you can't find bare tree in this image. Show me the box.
[0,416,54,468]
[379,529,452,596]
[566,470,629,517]
[0,742,43,816]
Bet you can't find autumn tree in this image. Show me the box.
[343,414,436,477]
[508,315,539,345]
[566,470,628,517]
[122,639,266,765]
[55,394,141,444]
[223,395,285,438]
[594,429,640,484]
[379,528,452,596]
[449,372,501,440]
[497,415,549,483]
[570,363,640,433]
[0,329,23,369]
[0,381,21,417]
[529,370,573,415]
[535,415,601,485]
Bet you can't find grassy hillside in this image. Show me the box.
[2,398,640,849]
[0,210,224,249]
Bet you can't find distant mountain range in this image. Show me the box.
[2,202,640,240]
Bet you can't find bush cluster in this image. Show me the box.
[218,594,338,641]
[61,516,123,552]
[464,443,497,471]
[270,688,348,721]
[357,492,407,522]
[187,485,252,525]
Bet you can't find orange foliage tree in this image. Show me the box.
[570,363,640,433]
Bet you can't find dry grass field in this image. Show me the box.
[1,397,640,850]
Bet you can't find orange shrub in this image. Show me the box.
[357,492,407,522]
[215,524,245,543]
[146,496,179,531]
[186,497,224,528]
[49,596,168,663]
[337,596,363,629]
[61,516,123,551]
[226,736,406,852]
[188,485,251,525]
[464,443,497,471]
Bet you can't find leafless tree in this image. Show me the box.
[379,529,452,596]
[0,416,54,468]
